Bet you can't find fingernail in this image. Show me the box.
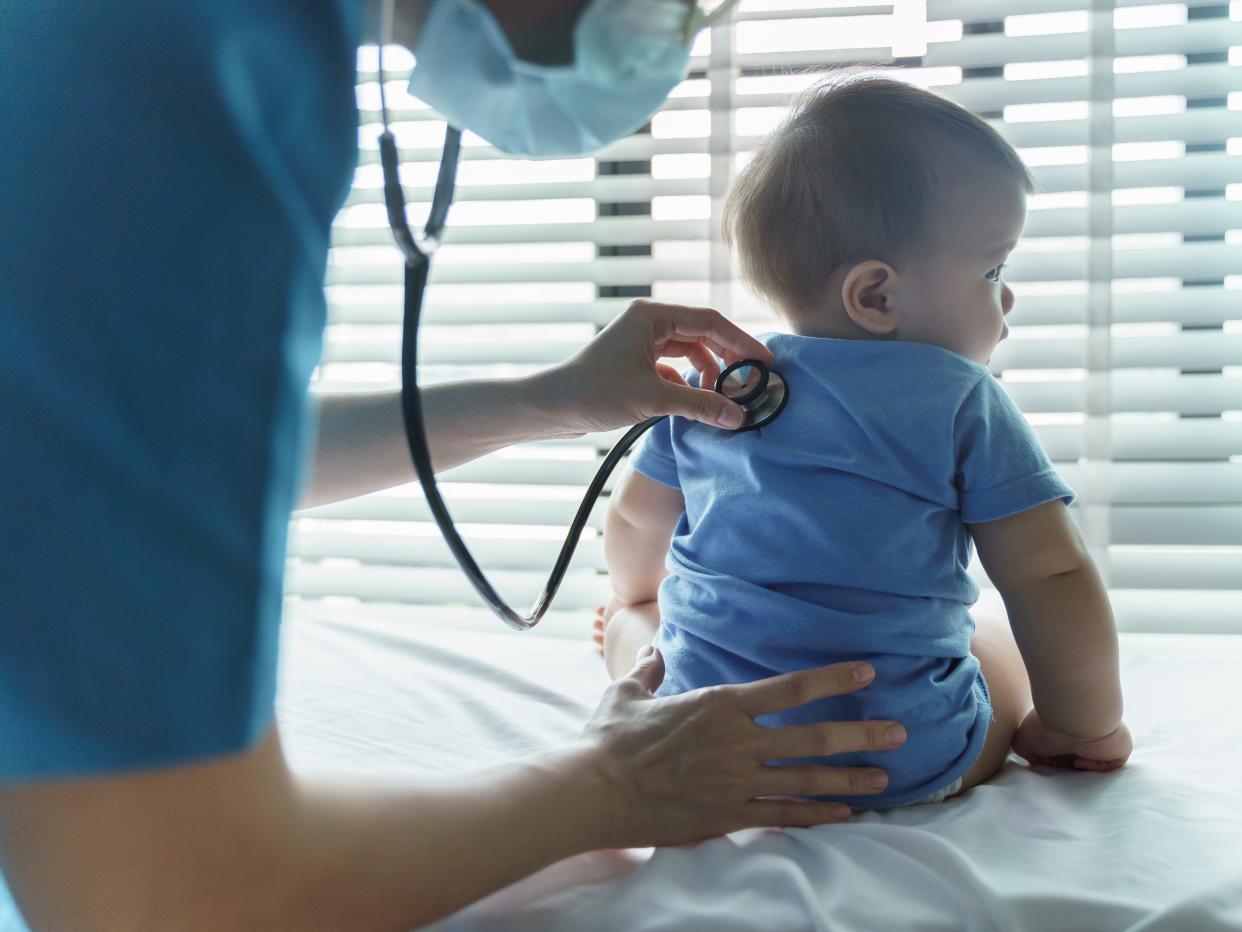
[853,664,875,684]
[830,805,852,821]
[636,644,655,660]
[885,726,906,746]
[868,772,888,790]
[716,405,743,429]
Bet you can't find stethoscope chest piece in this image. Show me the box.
[714,359,789,432]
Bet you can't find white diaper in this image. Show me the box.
[848,775,964,811]
[898,776,964,808]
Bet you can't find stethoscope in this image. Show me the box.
[374,28,788,631]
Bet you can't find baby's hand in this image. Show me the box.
[1011,709,1132,772]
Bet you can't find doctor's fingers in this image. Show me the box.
[757,720,908,762]
[652,340,722,390]
[633,300,773,366]
[750,763,891,800]
[731,661,876,718]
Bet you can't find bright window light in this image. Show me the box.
[1113,141,1184,161]
[668,78,711,99]
[1005,60,1088,81]
[427,281,594,303]
[882,66,963,87]
[652,154,712,179]
[653,241,710,262]
[653,196,711,221]
[1112,187,1183,205]
[737,73,821,96]
[1019,146,1088,167]
[356,81,427,111]
[1009,281,1088,296]
[1005,11,1088,36]
[335,203,391,228]
[1114,54,1186,73]
[324,284,402,305]
[1112,233,1182,249]
[735,107,786,137]
[434,243,595,266]
[1005,101,1088,123]
[1017,236,1089,253]
[360,120,444,150]
[927,19,963,43]
[1113,96,1185,117]
[355,158,595,189]
[1028,191,1089,210]
[651,110,711,139]
[1004,369,1087,382]
[357,45,414,72]
[1114,4,1187,29]
[892,0,929,58]
[1113,323,1181,337]
[737,15,895,54]
[437,198,595,226]
[1111,278,1180,293]
[653,280,710,303]
[738,0,887,10]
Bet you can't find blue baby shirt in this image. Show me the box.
[630,333,1075,807]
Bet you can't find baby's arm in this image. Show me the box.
[604,466,685,605]
[970,501,1129,765]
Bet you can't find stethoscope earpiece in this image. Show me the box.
[714,359,789,433]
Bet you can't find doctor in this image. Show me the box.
[0,1,908,929]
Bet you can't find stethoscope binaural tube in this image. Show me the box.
[375,41,788,631]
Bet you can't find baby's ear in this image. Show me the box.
[841,260,898,336]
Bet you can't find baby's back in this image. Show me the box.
[629,333,1067,806]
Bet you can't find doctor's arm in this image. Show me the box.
[300,299,767,507]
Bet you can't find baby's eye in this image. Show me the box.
[985,263,1007,283]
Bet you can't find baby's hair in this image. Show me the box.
[722,70,1034,317]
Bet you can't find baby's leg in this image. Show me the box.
[954,607,1034,794]
[596,600,661,680]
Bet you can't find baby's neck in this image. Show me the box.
[783,304,884,342]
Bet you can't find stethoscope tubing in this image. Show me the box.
[376,44,783,630]
[384,117,665,630]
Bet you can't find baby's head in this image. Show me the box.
[723,72,1033,365]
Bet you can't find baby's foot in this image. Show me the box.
[593,599,662,680]
[591,599,622,656]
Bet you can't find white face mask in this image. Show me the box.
[406,0,737,158]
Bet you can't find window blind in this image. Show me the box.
[287,0,1242,636]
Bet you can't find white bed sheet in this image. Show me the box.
[277,604,1242,931]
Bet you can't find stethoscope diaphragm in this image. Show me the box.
[714,359,789,433]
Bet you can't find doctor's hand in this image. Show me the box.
[579,648,906,848]
[547,299,774,435]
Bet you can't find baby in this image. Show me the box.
[594,73,1132,809]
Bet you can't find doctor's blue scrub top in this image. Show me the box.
[0,2,361,922]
